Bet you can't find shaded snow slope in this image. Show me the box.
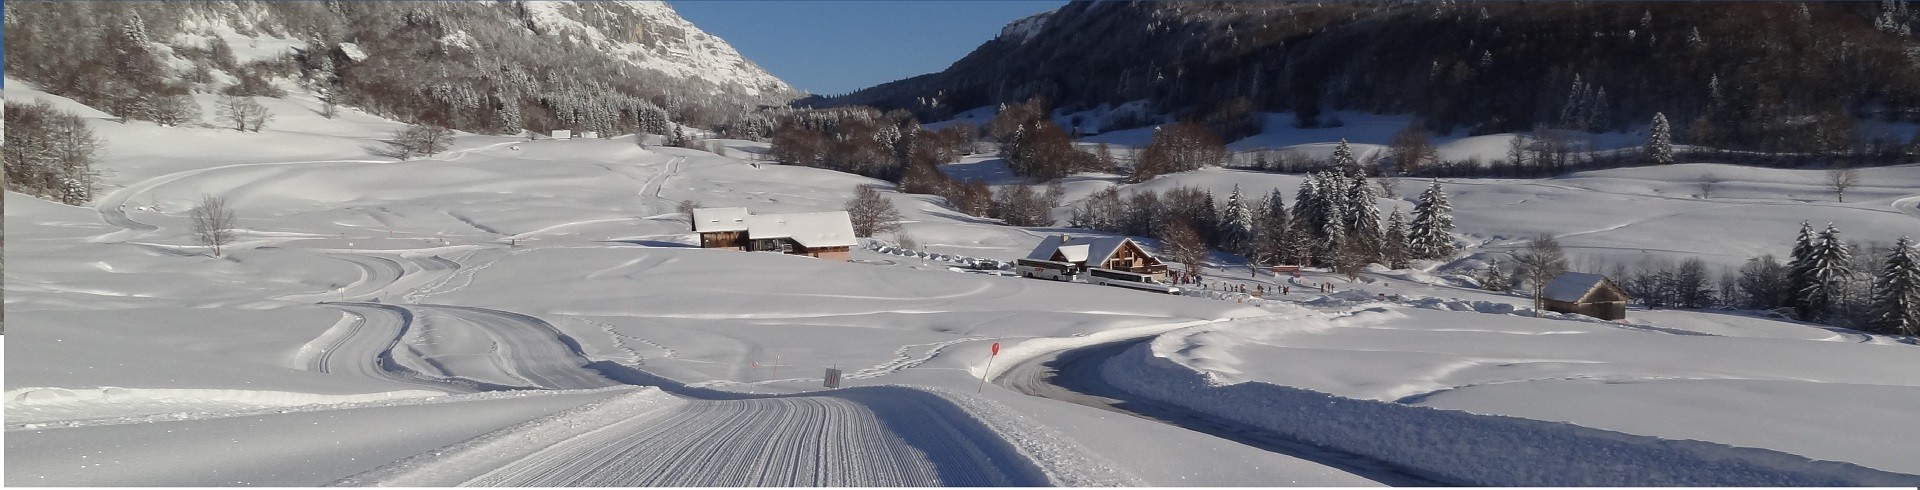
[1135,308,1920,477]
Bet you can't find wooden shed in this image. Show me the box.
[1541,272,1630,320]
[1024,234,1170,281]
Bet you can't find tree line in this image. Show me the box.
[1480,225,1920,336]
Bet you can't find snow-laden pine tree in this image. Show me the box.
[1317,173,1351,265]
[1255,189,1291,266]
[1345,174,1384,262]
[1383,208,1411,269]
[1219,184,1257,256]
[1796,223,1852,321]
[1784,221,1817,310]
[1409,180,1456,260]
[1293,172,1325,240]
[1482,258,1510,292]
[1647,112,1674,165]
[1870,236,1920,335]
[1330,139,1360,175]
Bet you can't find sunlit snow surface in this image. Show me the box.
[6,75,1918,486]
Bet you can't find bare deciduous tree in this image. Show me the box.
[845,185,904,237]
[1156,219,1209,282]
[677,199,700,218]
[1825,166,1859,203]
[389,123,454,159]
[214,95,272,132]
[1515,233,1569,312]
[189,194,237,257]
[1696,172,1721,199]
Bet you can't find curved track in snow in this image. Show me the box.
[1894,195,1920,224]
[404,304,622,391]
[460,392,1032,486]
[995,337,1451,486]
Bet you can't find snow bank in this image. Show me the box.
[1099,341,1920,486]
[4,386,443,426]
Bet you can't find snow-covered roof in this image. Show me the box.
[337,42,368,62]
[1543,272,1613,303]
[745,211,857,249]
[691,207,749,233]
[1025,235,1137,265]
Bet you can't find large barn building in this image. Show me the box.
[691,208,856,261]
[1541,272,1631,320]
[1024,234,1170,281]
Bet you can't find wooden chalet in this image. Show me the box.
[1541,272,1630,320]
[1024,234,1170,281]
[691,208,856,261]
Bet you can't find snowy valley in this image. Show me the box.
[7,1,1920,488]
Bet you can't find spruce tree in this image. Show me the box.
[1219,184,1257,256]
[1409,180,1457,260]
[1784,221,1817,310]
[1647,112,1674,165]
[1331,138,1359,174]
[1383,208,1411,269]
[1317,175,1350,265]
[1796,223,1852,321]
[1482,258,1510,292]
[1346,175,1384,263]
[1294,172,1326,240]
[1870,236,1920,335]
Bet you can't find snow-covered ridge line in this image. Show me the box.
[1099,340,1920,486]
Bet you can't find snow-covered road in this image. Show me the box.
[995,336,1451,486]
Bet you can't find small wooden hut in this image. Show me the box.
[1541,272,1631,320]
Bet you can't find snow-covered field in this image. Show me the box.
[7,74,1919,486]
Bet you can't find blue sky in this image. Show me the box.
[669,1,1061,96]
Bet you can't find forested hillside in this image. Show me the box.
[815,1,1920,153]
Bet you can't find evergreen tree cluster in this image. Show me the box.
[823,2,1920,155]
[1066,154,1461,275]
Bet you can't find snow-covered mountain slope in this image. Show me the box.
[515,1,792,98]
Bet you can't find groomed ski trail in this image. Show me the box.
[338,388,1047,487]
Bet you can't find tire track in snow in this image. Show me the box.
[302,302,479,393]
[846,338,985,379]
[574,317,677,364]
[409,304,621,390]
[403,248,526,304]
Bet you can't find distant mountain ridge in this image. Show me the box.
[4,0,795,133]
[813,1,1920,152]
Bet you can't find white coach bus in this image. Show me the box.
[1087,267,1181,294]
[1015,258,1079,281]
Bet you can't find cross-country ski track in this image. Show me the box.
[67,148,1086,486]
[343,388,1043,486]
